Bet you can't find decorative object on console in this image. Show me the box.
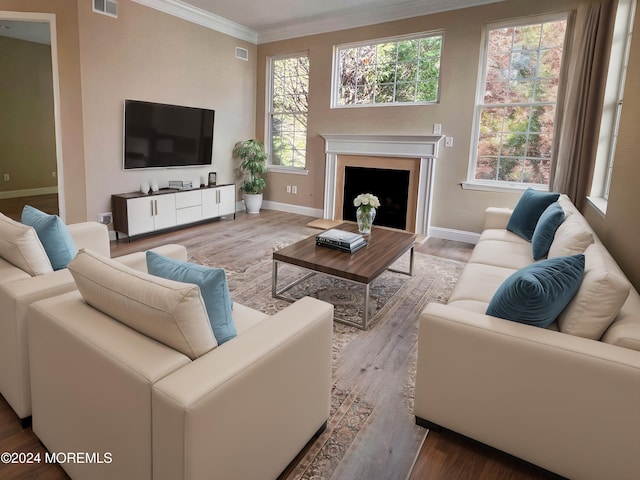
[353,193,380,234]
[169,180,194,190]
[150,180,159,193]
[140,182,150,194]
[208,172,217,186]
[234,139,268,214]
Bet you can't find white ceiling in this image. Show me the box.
[169,0,504,43]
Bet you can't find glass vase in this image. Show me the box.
[356,206,376,234]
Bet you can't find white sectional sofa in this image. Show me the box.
[27,249,334,480]
[0,214,185,422]
[414,195,640,480]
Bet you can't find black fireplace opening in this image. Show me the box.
[342,166,410,230]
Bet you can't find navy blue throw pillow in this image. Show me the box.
[531,202,565,260]
[506,188,560,241]
[486,254,585,328]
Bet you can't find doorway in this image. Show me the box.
[0,11,64,221]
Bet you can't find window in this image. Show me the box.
[268,53,309,169]
[333,32,443,107]
[593,0,636,205]
[469,16,568,188]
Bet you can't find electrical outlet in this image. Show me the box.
[3,174,9,181]
[433,124,442,135]
[286,185,291,193]
[52,171,57,178]
[292,185,298,194]
[97,212,112,225]
[445,136,454,147]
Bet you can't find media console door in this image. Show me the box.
[202,184,235,219]
[127,194,177,237]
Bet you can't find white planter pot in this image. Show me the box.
[243,193,263,214]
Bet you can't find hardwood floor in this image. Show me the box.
[0,194,59,222]
[0,210,561,480]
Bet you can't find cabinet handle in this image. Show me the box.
[151,200,154,217]
[216,189,220,204]
[155,200,158,216]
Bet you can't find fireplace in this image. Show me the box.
[343,166,410,230]
[321,134,443,236]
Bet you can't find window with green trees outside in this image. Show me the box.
[334,32,443,107]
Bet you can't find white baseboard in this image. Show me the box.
[0,186,58,200]
[260,200,323,218]
[428,226,480,245]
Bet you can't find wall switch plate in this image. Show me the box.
[286,185,291,193]
[445,136,454,147]
[3,174,9,181]
[433,124,442,135]
[292,186,298,194]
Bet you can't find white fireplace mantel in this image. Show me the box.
[321,134,444,236]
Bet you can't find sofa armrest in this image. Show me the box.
[414,303,640,480]
[0,269,77,418]
[483,207,512,230]
[114,244,188,273]
[67,221,110,257]
[152,296,334,480]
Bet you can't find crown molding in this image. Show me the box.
[257,0,504,44]
[131,0,258,44]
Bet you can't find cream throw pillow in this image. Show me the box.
[548,214,594,258]
[557,244,630,339]
[68,248,217,359]
[0,213,53,276]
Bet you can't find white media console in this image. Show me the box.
[112,184,235,239]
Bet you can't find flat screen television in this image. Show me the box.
[123,99,214,169]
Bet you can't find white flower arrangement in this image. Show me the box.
[353,193,380,210]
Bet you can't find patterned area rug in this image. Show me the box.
[196,242,464,480]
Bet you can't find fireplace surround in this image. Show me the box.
[321,134,443,236]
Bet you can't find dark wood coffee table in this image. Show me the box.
[272,223,416,329]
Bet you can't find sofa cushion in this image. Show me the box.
[557,244,630,339]
[486,254,585,328]
[506,188,560,241]
[531,202,565,260]
[146,251,236,344]
[21,205,78,270]
[68,248,217,360]
[469,239,533,270]
[0,212,53,276]
[548,214,594,257]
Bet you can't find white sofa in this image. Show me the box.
[27,249,334,480]
[0,216,185,422]
[414,195,640,480]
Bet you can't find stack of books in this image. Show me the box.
[316,228,367,253]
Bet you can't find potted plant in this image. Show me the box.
[233,139,268,214]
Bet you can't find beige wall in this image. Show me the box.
[76,0,256,223]
[584,8,640,290]
[0,0,86,222]
[256,0,585,232]
[0,35,57,192]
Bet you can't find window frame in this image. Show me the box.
[265,51,310,173]
[465,13,569,192]
[589,0,636,214]
[331,31,444,109]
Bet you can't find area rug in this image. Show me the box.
[196,244,464,480]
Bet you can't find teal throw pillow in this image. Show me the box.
[21,205,77,270]
[531,202,565,260]
[486,254,585,328]
[146,251,236,344]
[506,188,560,241]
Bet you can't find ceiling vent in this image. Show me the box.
[93,0,118,18]
[235,47,249,61]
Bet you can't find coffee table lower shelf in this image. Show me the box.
[272,248,414,330]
